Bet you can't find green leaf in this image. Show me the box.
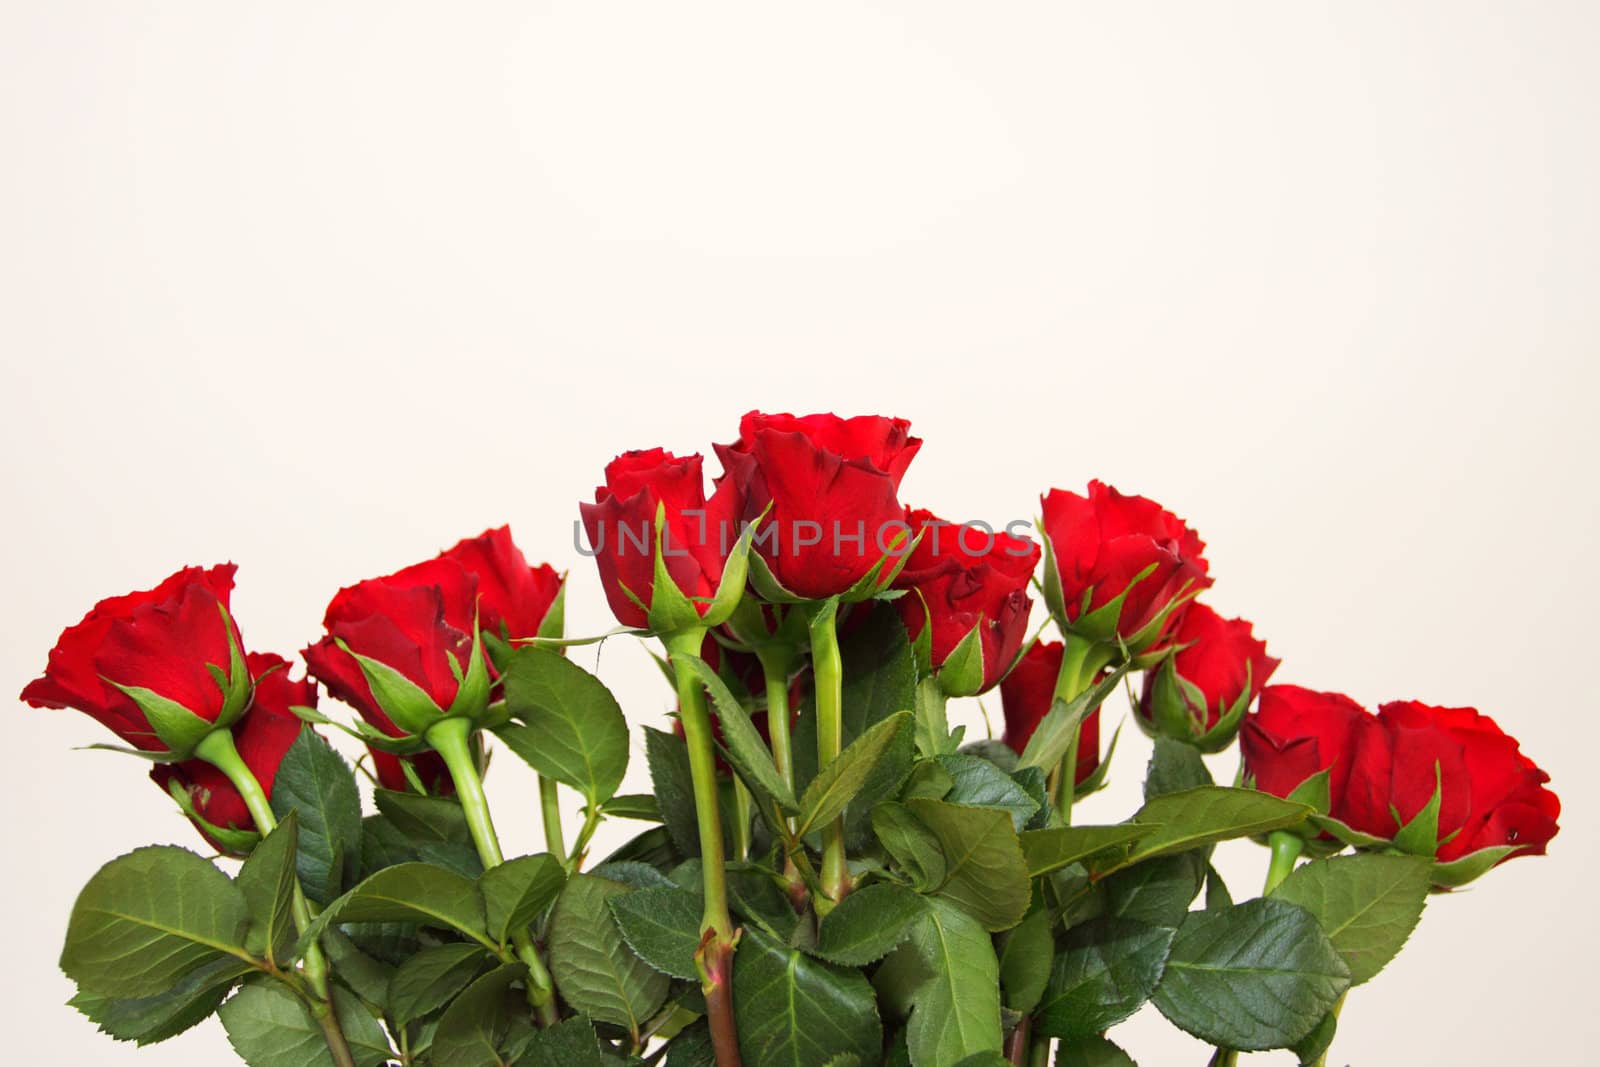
[913,675,955,758]
[1056,1035,1138,1067]
[431,963,531,1067]
[645,726,705,858]
[603,794,663,822]
[313,863,490,947]
[680,654,799,811]
[1204,864,1233,912]
[387,943,496,1027]
[1270,852,1431,985]
[664,1020,716,1067]
[798,712,913,838]
[1293,1009,1339,1066]
[548,875,670,1033]
[518,1014,606,1067]
[840,604,919,740]
[815,882,927,966]
[897,897,1003,1067]
[320,929,395,1009]
[1035,917,1175,1041]
[733,924,882,1067]
[1152,898,1351,1051]
[951,1055,1011,1067]
[270,728,363,905]
[70,955,252,1046]
[1019,825,1152,878]
[935,755,1039,831]
[871,802,947,892]
[372,788,484,878]
[1017,668,1128,772]
[60,846,251,999]
[480,853,567,948]
[220,980,391,1067]
[1144,737,1213,799]
[237,812,300,967]
[905,799,1030,931]
[1102,852,1206,930]
[609,886,704,981]
[1098,787,1312,875]
[501,646,630,804]
[997,906,1052,1014]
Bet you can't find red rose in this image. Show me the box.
[1040,481,1211,650]
[1241,687,1560,870]
[1138,603,1279,750]
[304,557,484,738]
[716,411,922,599]
[20,564,246,751]
[999,641,1101,784]
[580,448,742,629]
[440,526,564,642]
[894,508,1040,695]
[149,652,311,855]
[368,747,456,796]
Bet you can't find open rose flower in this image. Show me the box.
[304,557,486,738]
[716,411,921,599]
[1000,641,1101,785]
[20,564,248,753]
[1242,685,1560,878]
[581,448,742,631]
[440,525,563,644]
[894,509,1040,696]
[150,652,312,855]
[1138,602,1279,751]
[1040,481,1210,653]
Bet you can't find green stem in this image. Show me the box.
[1051,634,1096,823]
[194,730,356,1067]
[1027,1037,1050,1067]
[1264,830,1304,894]
[756,645,807,908]
[538,775,566,859]
[808,600,851,907]
[427,716,560,1027]
[663,628,742,1067]
[1310,993,1347,1067]
[1207,1049,1238,1067]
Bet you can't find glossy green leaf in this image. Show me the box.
[797,712,913,838]
[1019,825,1151,878]
[370,788,484,878]
[815,882,927,966]
[313,863,489,947]
[681,654,798,812]
[1102,852,1206,930]
[997,906,1052,1014]
[548,875,670,1033]
[1153,898,1351,1050]
[431,963,530,1067]
[1035,917,1175,1041]
[609,886,703,981]
[69,955,251,1046]
[220,980,391,1067]
[1056,1035,1138,1067]
[644,726,704,858]
[61,846,251,999]
[1144,737,1213,799]
[500,646,630,804]
[905,799,1030,931]
[935,755,1039,831]
[387,943,496,1026]
[871,803,947,892]
[237,813,300,967]
[1017,668,1127,772]
[1098,787,1311,875]
[480,853,567,947]
[897,897,1003,1067]
[1270,852,1431,985]
[270,729,363,906]
[518,1014,606,1067]
[734,924,882,1067]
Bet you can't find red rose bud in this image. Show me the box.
[150,653,311,856]
[716,411,922,600]
[21,564,251,756]
[304,557,491,739]
[1138,603,1279,751]
[894,508,1040,696]
[1039,481,1211,654]
[1241,687,1559,881]
[1000,641,1102,785]
[580,448,744,633]
[440,525,564,644]
[369,747,457,796]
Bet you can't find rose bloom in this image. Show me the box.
[1138,602,1278,748]
[999,641,1101,784]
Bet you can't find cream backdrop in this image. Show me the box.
[2,3,1596,1064]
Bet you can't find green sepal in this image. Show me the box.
[538,577,568,641]
[1037,514,1068,624]
[1390,764,1444,857]
[699,508,758,628]
[443,612,493,723]
[936,621,987,698]
[647,501,708,634]
[1015,665,1129,772]
[339,639,446,736]
[1073,719,1122,799]
[839,527,922,604]
[106,681,216,760]
[212,602,254,732]
[1429,845,1517,888]
[161,777,261,856]
[745,548,809,604]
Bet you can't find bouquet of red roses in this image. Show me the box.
[22,411,1558,1066]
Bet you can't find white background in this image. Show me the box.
[3,3,1596,1063]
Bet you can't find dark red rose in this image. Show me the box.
[894,508,1040,695]
[149,653,310,855]
[368,747,456,796]
[304,557,482,738]
[1138,603,1279,749]
[716,411,922,599]
[1240,685,1373,808]
[1040,481,1211,649]
[21,565,244,751]
[580,448,742,629]
[440,526,563,642]
[999,641,1101,784]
